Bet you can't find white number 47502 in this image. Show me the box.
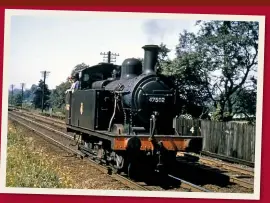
[149,97,165,103]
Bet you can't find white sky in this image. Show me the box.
[8,14,198,90]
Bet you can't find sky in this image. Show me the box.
[8,13,198,90]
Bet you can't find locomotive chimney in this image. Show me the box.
[142,45,160,75]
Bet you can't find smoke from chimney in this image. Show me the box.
[142,19,178,44]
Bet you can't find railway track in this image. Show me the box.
[177,152,254,190]
[196,155,254,177]
[8,111,212,193]
[9,109,255,192]
[14,110,65,125]
[200,151,254,168]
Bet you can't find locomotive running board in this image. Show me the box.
[66,125,203,152]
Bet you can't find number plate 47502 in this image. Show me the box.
[148,97,166,103]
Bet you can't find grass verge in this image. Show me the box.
[6,121,72,188]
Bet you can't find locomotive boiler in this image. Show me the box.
[65,44,202,177]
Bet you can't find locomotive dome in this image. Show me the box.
[120,58,142,79]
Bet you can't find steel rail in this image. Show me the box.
[200,151,254,168]
[182,153,254,177]
[15,109,65,125]
[168,174,212,192]
[198,156,254,177]
[19,112,66,130]
[9,112,72,139]
[178,153,254,189]
[9,114,85,158]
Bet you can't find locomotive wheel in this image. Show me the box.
[127,162,136,179]
[113,153,125,173]
[126,153,141,179]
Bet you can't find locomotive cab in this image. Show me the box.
[78,63,120,90]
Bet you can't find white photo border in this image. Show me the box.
[0,8,266,200]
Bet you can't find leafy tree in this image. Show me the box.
[231,76,257,123]
[156,43,171,74]
[49,79,71,112]
[200,21,258,121]
[8,85,38,106]
[47,62,89,112]
[8,91,15,105]
[71,63,89,76]
[23,89,32,102]
[30,84,38,92]
[163,20,258,121]
[14,94,22,107]
[32,80,51,109]
[161,39,210,118]
[29,84,38,102]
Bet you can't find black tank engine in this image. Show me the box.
[65,44,202,177]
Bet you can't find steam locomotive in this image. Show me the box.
[65,45,202,177]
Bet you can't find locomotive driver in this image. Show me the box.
[66,73,80,93]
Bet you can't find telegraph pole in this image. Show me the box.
[10,84,14,105]
[100,51,119,63]
[41,71,50,113]
[20,83,25,109]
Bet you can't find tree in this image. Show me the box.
[32,80,51,109]
[49,79,71,112]
[71,63,89,76]
[14,94,22,107]
[29,84,38,102]
[23,89,32,101]
[30,84,38,92]
[8,91,14,105]
[156,43,171,74]
[22,85,38,103]
[231,76,257,123]
[160,34,211,118]
[167,20,258,121]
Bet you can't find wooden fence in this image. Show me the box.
[174,117,256,163]
[173,117,201,136]
[201,120,256,163]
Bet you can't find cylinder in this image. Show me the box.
[142,45,160,75]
